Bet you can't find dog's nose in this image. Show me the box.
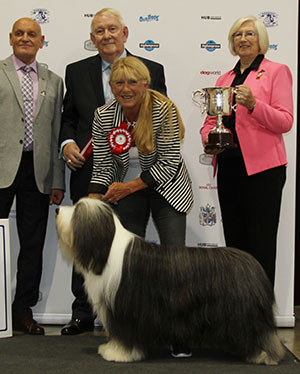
[55,207,60,215]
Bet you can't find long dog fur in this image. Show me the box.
[56,197,285,364]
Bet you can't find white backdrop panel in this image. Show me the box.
[0,0,298,326]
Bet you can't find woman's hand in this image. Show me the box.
[235,84,256,111]
[104,178,148,204]
[103,182,132,204]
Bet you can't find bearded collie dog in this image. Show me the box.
[56,197,285,364]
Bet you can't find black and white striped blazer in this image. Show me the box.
[89,98,193,213]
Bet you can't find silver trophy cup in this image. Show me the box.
[193,86,237,154]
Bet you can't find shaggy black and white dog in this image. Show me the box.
[56,197,285,364]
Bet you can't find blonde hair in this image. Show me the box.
[228,15,269,56]
[110,56,185,154]
[91,8,125,33]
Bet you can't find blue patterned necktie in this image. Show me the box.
[21,65,34,151]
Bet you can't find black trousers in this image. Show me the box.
[217,156,286,286]
[0,152,49,321]
[115,189,186,245]
[70,189,186,322]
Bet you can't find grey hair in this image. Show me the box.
[91,8,126,34]
[228,15,269,56]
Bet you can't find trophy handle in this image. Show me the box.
[231,87,238,112]
[192,89,207,113]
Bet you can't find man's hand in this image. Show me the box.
[49,189,64,205]
[63,142,85,171]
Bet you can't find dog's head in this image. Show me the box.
[56,198,116,275]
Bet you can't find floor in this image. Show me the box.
[43,306,300,360]
[277,306,300,359]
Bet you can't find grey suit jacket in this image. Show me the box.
[0,56,65,194]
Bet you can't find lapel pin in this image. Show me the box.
[256,69,265,79]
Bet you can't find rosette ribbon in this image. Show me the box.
[108,121,133,155]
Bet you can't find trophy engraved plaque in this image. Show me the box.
[193,87,237,154]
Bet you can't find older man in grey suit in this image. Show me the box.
[0,17,65,335]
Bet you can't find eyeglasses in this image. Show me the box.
[233,31,257,40]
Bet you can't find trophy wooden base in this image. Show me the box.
[205,132,237,155]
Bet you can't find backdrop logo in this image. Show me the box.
[199,154,213,166]
[269,44,278,51]
[201,40,221,52]
[84,40,97,51]
[31,9,50,24]
[259,12,278,27]
[198,183,217,191]
[139,14,159,22]
[199,204,217,226]
[139,40,160,52]
[201,15,221,21]
[197,242,219,247]
[84,13,94,18]
[200,70,221,76]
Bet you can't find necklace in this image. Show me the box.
[127,121,137,131]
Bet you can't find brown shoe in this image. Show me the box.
[13,317,45,335]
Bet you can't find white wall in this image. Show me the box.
[1,0,298,326]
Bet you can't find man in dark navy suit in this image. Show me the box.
[59,7,167,335]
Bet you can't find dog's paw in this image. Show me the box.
[247,350,279,365]
[98,341,145,362]
[246,333,285,365]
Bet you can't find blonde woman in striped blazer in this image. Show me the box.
[88,56,193,246]
[88,56,193,357]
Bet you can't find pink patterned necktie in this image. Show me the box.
[21,65,34,151]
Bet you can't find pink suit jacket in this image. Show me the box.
[201,58,294,176]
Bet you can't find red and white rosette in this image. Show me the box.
[108,121,132,155]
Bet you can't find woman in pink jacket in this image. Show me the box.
[201,15,293,286]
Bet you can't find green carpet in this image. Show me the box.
[0,335,299,374]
